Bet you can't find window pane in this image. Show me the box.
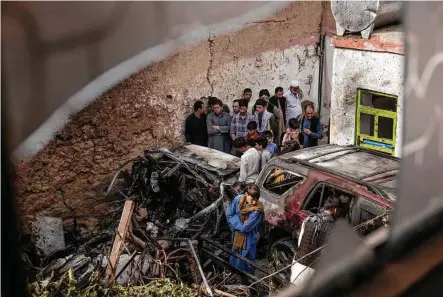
[360,91,397,112]
[373,95,397,112]
[360,113,375,136]
[351,197,386,235]
[304,185,324,212]
[360,91,374,107]
[378,117,394,140]
[263,168,303,195]
[304,185,354,215]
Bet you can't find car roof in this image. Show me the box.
[279,145,400,198]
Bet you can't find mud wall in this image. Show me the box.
[3,1,290,151]
[329,48,404,157]
[14,2,325,225]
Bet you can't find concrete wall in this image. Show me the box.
[13,2,325,223]
[330,48,404,157]
[318,35,335,143]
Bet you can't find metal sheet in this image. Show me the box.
[32,216,66,256]
[280,144,353,161]
[331,0,379,33]
[331,1,402,33]
[172,145,240,177]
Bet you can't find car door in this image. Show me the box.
[349,196,389,235]
[298,181,357,223]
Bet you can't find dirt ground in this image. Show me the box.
[14,1,328,230]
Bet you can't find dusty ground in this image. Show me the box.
[14,2,327,229]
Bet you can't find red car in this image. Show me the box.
[255,144,398,279]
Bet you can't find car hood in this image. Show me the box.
[171,145,240,177]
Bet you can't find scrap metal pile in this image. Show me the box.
[23,148,255,297]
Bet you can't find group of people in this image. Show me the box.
[185,81,324,186]
[184,81,325,287]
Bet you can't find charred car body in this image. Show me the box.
[255,145,398,281]
[25,145,242,291]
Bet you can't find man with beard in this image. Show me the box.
[269,86,287,144]
[242,88,255,115]
[185,100,208,146]
[284,80,304,126]
[230,99,254,156]
[297,101,323,148]
[207,99,232,153]
[231,99,241,116]
[205,96,230,115]
[253,89,282,144]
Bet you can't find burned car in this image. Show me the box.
[25,145,242,291]
[255,145,398,281]
[109,144,241,239]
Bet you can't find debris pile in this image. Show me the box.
[23,148,255,296]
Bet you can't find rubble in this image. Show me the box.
[23,147,259,296]
[24,145,391,296]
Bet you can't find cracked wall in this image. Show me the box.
[14,1,324,226]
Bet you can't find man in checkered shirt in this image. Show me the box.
[230,99,254,156]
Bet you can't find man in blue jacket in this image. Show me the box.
[227,184,264,284]
[298,101,323,148]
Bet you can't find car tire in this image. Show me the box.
[269,237,297,283]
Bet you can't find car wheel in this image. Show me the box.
[269,237,297,283]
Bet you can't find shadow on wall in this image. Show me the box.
[2,1,286,153]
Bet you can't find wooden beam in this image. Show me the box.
[105,200,134,282]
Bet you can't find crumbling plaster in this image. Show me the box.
[330,48,404,157]
[211,43,320,111]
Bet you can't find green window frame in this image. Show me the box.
[355,89,398,155]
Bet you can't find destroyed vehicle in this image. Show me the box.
[25,145,243,289]
[256,145,398,280]
[121,145,241,239]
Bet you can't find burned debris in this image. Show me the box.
[24,147,265,296]
[23,144,396,296]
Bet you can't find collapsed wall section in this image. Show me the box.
[14,2,324,226]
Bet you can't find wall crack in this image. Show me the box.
[207,33,215,96]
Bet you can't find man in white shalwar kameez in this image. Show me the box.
[284,80,304,126]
